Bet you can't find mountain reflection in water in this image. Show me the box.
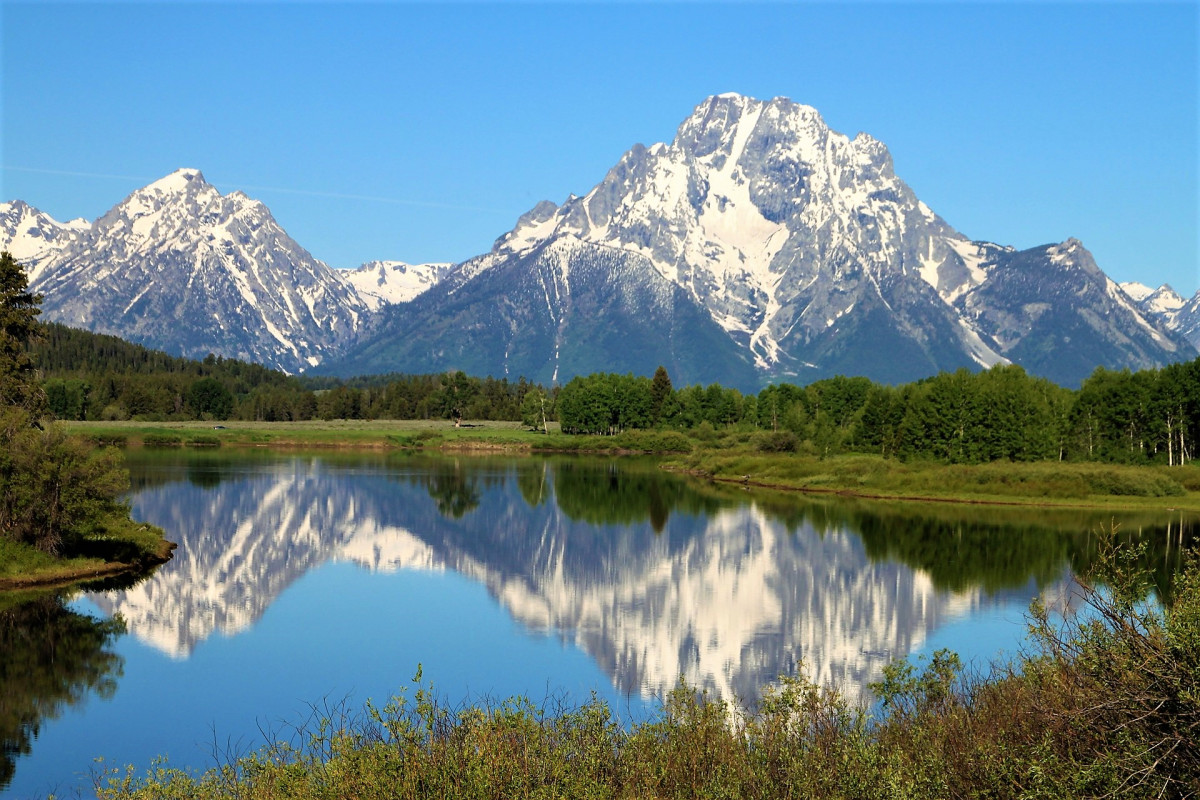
[87,452,1198,708]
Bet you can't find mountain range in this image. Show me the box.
[3,94,1197,387]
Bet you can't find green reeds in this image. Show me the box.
[96,541,1200,800]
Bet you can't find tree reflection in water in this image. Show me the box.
[0,593,126,791]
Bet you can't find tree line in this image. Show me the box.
[32,323,555,424]
[24,302,1200,466]
[554,361,1200,466]
[0,253,142,557]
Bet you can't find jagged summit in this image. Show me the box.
[4,96,1195,386]
[0,200,89,283]
[331,93,1194,387]
[143,166,205,191]
[13,169,369,373]
[1122,280,1200,351]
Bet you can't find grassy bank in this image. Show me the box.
[94,545,1200,800]
[62,419,701,454]
[63,419,560,449]
[64,420,1200,511]
[0,517,172,591]
[668,450,1200,511]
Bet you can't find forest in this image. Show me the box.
[31,321,1200,467]
[0,253,163,568]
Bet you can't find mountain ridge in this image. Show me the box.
[330,94,1196,387]
[6,169,370,373]
[3,95,1197,386]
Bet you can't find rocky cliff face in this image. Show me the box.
[4,170,370,373]
[332,94,1193,387]
[4,96,1193,384]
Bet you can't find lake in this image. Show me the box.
[3,450,1196,798]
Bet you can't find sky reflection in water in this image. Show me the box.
[4,451,1195,798]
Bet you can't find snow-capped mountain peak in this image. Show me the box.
[23,169,369,373]
[341,260,454,309]
[6,95,1196,386]
[143,166,206,193]
[1120,280,1199,353]
[1121,281,1186,313]
[0,200,89,283]
[332,93,1195,387]
[463,94,1001,376]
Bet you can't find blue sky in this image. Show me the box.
[2,2,1197,295]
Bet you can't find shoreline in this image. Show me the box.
[0,539,176,593]
[702,471,1190,511]
[58,419,1200,514]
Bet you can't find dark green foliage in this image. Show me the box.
[558,373,656,435]
[33,323,557,423]
[650,365,673,424]
[187,377,234,419]
[44,378,90,421]
[519,386,551,432]
[756,430,800,453]
[0,254,159,561]
[0,252,47,422]
[551,358,1200,469]
[0,419,134,555]
[142,433,184,447]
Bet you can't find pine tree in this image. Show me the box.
[650,365,673,425]
[0,251,47,424]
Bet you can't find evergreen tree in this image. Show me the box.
[0,253,142,556]
[0,251,47,424]
[650,365,673,424]
[187,377,234,419]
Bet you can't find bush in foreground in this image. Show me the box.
[96,542,1199,799]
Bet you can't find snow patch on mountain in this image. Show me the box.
[342,260,454,309]
[1124,282,1200,351]
[25,168,369,373]
[0,200,87,283]
[1121,281,1186,314]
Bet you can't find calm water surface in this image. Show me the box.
[3,450,1196,798]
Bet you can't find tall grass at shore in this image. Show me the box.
[96,541,1199,800]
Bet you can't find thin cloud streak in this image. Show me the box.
[2,165,509,215]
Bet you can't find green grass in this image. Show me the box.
[62,420,1200,509]
[0,514,171,590]
[93,542,1200,800]
[668,451,1200,510]
[62,420,697,454]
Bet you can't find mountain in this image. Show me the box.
[4,97,1193,386]
[1176,295,1200,350]
[334,235,762,386]
[330,94,1193,387]
[0,200,89,284]
[4,170,370,373]
[340,260,454,310]
[1121,281,1200,352]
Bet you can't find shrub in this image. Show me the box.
[142,433,183,447]
[185,434,220,447]
[756,430,800,453]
